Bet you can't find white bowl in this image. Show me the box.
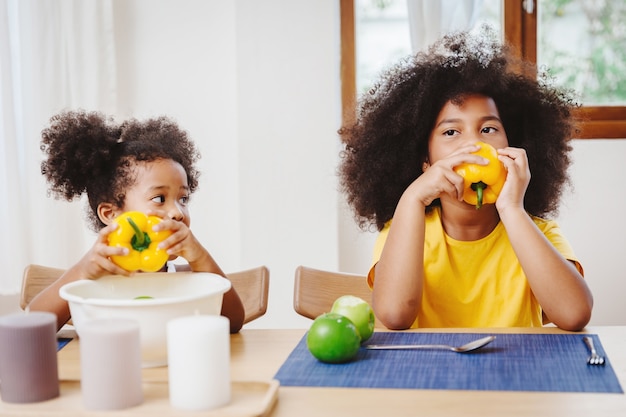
[59,272,231,367]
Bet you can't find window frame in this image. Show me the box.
[341,0,626,139]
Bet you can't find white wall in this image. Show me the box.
[555,140,626,326]
[108,0,342,328]
[113,0,241,271]
[235,1,344,327]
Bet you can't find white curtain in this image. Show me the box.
[0,0,116,293]
[407,0,483,52]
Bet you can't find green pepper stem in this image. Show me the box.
[471,181,487,210]
[127,217,152,251]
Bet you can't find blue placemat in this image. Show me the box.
[274,332,623,393]
[57,337,72,351]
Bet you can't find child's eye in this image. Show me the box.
[443,129,458,136]
[151,195,165,204]
[481,127,497,134]
[179,196,190,206]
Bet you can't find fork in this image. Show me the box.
[583,336,605,366]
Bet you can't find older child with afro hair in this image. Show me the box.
[339,28,593,331]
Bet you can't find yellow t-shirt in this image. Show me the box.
[368,208,583,328]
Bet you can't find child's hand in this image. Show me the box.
[76,223,133,279]
[495,146,531,213]
[409,144,488,206]
[149,212,210,269]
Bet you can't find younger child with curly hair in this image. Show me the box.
[339,28,593,331]
[29,110,245,332]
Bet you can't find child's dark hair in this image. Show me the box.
[339,28,579,231]
[41,110,201,231]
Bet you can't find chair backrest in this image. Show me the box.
[293,265,378,324]
[20,264,64,309]
[226,265,270,324]
[20,264,269,325]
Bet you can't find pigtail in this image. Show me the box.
[40,110,121,201]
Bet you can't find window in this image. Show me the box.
[341,0,626,139]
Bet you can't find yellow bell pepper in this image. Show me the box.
[108,211,172,272]
[453,142,506,209]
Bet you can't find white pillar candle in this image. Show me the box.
[167,315,230,411]
[0,312,59,403]
[79,318,143,410]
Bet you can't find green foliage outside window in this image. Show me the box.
[540,0,626,105]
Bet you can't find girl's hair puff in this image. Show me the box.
[41,110,201,231]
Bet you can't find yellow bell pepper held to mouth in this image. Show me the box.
[108,211,172,272]
[453,142,506,209]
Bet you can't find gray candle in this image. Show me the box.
[0,311,59,403]
[79,318,143,410]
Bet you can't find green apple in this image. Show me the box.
[331,295,375,342]
[306,313,361,363]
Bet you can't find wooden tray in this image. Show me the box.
[0,379,279,417]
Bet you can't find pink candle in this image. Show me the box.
[167,315,231,410]
[0,312,59,403]
[79,318,143,410]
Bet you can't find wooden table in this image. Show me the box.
[3,326,626,416]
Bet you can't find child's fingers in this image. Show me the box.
[155,222,188,251]
[498,147,528,163]
[103,245,129,257]
[452,143,481,156]
[105,262,133,277]
[454,154,489,167]
[151,216,184,233]
[89,258,131,278]
[97,222,118,241]
[451,172,465,201]
[498,148,530,178]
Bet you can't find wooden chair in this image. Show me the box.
[20,264,270,325]
[227,265,270,324]
[20,264,64,309]
[293,265,380,325]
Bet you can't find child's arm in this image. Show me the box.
[155,219,245,333]
[28,267,81,329]
[497,147,593,331]
[372,145,486,329]
[28,223,131,330]
[502,209,592,330]
[181,252,245,334]
[372,190,427,329]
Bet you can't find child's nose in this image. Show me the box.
[466,134,485,146]
[167,204,185,222]
[458,137,480,149]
